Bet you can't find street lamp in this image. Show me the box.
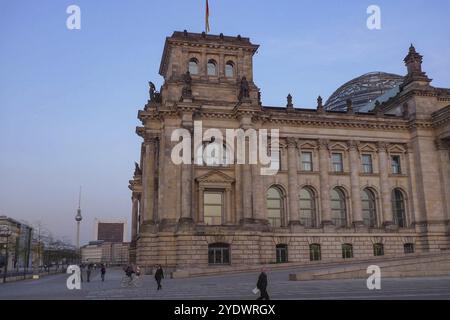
[0,225,13,284]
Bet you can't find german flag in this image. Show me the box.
[205,0,210,34]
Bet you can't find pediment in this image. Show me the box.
[359,143,377,153]
[196,170,235,183]
[330,142,348,151]
[388,144,406,153]
[299,141,317,150]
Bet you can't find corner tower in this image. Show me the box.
[158,31,260,105]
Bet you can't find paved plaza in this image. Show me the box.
[0,267,449,300]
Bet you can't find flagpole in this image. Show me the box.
[205,0,210,34]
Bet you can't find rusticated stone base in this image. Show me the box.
[135,228,450,269]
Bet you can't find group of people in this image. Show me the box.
[79,263,107,282]
[123,264,164,290]
[78,261,269,299]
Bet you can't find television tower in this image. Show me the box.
[75,186,83,249]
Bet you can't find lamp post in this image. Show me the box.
[0,225,13,284]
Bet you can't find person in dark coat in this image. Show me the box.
[154,265,164,290]
[100,264,106,282]
[86,263,93,282]
[256,268,270,300]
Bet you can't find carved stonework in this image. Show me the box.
[318,139,330,150]
[286,94,293,110]
[286,137,297,148]
[435,139,449,150]
[377,141,389,152]
[347,140,360,151]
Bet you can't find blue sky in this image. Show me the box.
[1,0,449,245]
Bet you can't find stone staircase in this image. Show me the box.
[289,250,450,281]
[171,250,450,279]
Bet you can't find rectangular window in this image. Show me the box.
[204,192,223,225]
[301,152,313,171]
[276,245,288,263]
[342,244,353,259]
[391,155,401,174]
[404,243,415,254]
[332,153,344,172]
[362,154,373,174]
[373,244,384,256]
[309,244,321,261]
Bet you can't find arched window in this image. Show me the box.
[362,189,377,227]
[208,243,230,265]
[331,188,347,227]
[188,58,199,75]
[392,189,406,228]
[207,59,217,76]
[267,187,284,227]
[299,187,316,227]
[276,244,288,263]
[225,61,234,77]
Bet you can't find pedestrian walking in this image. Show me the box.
[100,264,106,282]
[86,263,93,282]
[155,264,164,290]
[256,268,270,300]
[79,263,85,282]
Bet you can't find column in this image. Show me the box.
[287,138,301,225]
[198,187,205,224]
[252,163,265,222]
[131,194,139,240]
[318,139,333,225]
[378,142,394,226]
[219,52,225,78]
[348,140,364,226]
[142,137,157,225]
[225,188,233,224]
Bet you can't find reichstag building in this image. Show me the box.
[129,31,450,268]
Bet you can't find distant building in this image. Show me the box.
[81,240,129,265]
[0,216,33,271]
[93,219,127,243]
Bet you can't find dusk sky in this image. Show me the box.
[1,0,449,245]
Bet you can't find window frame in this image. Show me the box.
[188,58,199,75]
[275,244,288,263]
[207,59,217,76]
[392,189,407,228]
[331,153,344,173]
[342,243,354,259]
[225,61,234,78]
[331,188,347,227]
[299,187,316,228]
[361,154,373,174]
[362,188,377,228]
[301,151,313,172]
[404,243,415,254]
[391,155,402,174]
[267,187,284,228]
[309,244,322,261]
[208,243,231,265]
[373,243,384,256]
[203,191,224,226]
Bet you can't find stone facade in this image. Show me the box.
[129,32,450,269]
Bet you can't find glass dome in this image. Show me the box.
[324,72,404,112]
